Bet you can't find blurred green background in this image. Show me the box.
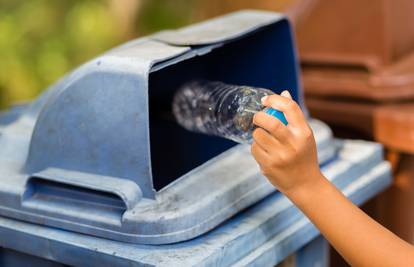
[0,0,293,109]
[0,0,201,109]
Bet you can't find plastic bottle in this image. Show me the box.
[172,80,287,143]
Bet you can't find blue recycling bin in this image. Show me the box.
[0,10,391,266]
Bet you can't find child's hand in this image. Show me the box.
[251,90,322,196]
[253,91,414,267]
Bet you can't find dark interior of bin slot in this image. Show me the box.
[149,21,299,191]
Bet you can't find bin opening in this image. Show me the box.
[149,22,299,191]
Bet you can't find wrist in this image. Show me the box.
[284,170,329,207]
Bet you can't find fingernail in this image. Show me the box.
[281,90,291,98]
[261,96,268,104]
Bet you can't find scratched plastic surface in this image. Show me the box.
[172,80,286,143]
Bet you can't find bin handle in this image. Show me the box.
[22,168,142,211]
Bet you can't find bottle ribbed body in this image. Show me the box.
[172,80,274,143]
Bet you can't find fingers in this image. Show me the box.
[253,111,292,142]
[252,128,279,153]
[261,90,307,128]
[251,141,269,169]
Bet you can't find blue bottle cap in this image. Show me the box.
[264,107,288,125]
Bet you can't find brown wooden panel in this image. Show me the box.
[376,154,414,243]
[306,97,377,137]
[374,103,414,154]
[297,0,414,69]
[302,51,414,102]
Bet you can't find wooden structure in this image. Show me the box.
[298,0,414,247]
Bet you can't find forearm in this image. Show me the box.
[286,172,414,267]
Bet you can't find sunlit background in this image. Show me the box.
[0,0,298,109]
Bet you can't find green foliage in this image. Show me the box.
[0,0,122,108]
[0,0,198,109]
[137,0,197,35]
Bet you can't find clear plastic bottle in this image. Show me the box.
[172,80,287,143]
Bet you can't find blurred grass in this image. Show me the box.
[0,0,198,109]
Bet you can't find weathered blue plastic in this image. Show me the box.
[0,140,391,267]
[0,10,337,245]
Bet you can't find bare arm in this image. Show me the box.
[251,91,414,267]
[289,172,414,267]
